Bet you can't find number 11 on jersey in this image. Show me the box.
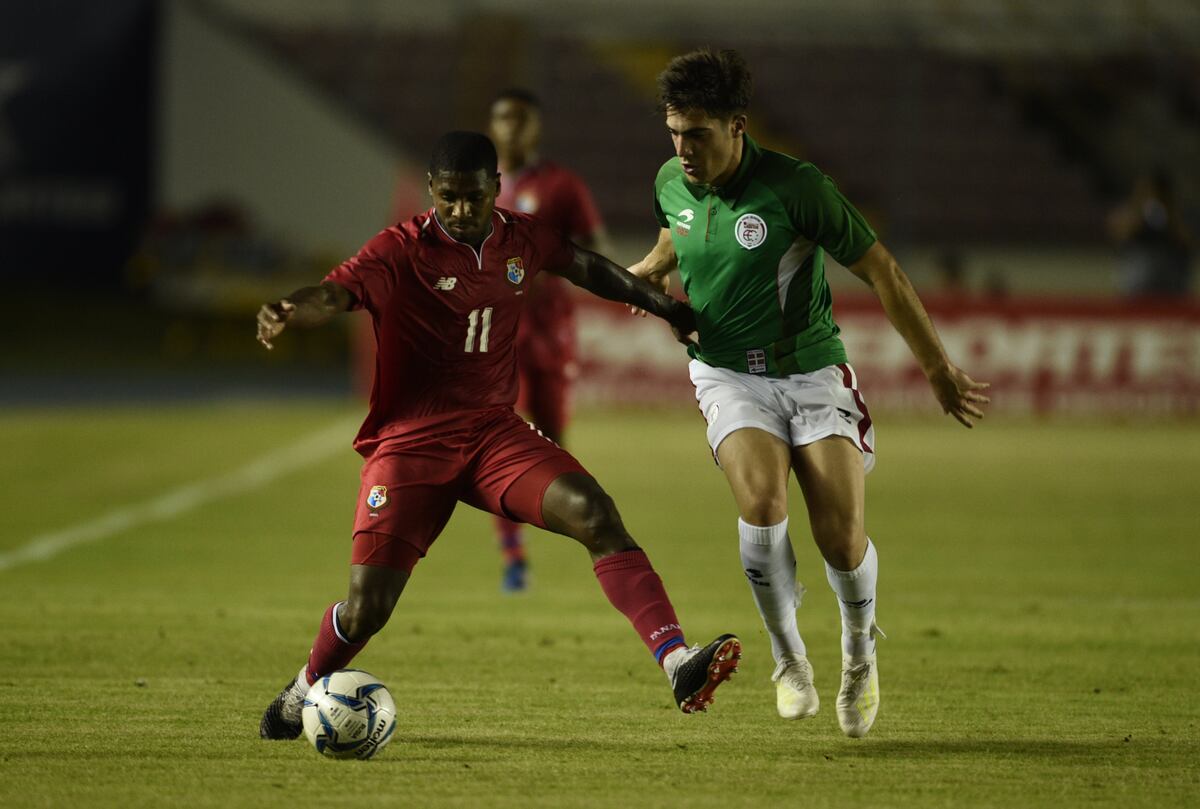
[464,307,493,353]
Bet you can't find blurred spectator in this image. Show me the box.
[934,249,970,302]
[1106,169,1193,297]
[130,199,271,286]
[983,267,1009,300]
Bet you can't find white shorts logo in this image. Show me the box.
[705,402,720,425]
[734,213,767,249]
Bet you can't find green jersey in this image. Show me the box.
[654,135,877,376]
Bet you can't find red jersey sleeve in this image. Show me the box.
[323,229,401,312]
[524,215,577,275]
[561,172,604,241]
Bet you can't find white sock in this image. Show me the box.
[662,645,689,681]
[293,664,310,693]
[738,517,806,662]
[825,538,879,659]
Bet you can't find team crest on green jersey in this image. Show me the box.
[506,257,526,285]
[735,213,767,249]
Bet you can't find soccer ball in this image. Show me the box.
[302,669,397,759]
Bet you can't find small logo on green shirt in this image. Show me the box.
[675,208,694,236]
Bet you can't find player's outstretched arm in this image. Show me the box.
[255,281,354,350]
[848,241,990,427]
[550,244,696,346]
[628,227,678,317]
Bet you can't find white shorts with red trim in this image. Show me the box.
[689,359,875,474]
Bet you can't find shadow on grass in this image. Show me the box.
[395,734,1159,761]
[399,733,636,755]
[828,737,1162,761]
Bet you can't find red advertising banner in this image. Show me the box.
[574,295,1200,416]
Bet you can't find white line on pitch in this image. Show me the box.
[0,416,358,573]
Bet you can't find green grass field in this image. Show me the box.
[1,402,1197,808]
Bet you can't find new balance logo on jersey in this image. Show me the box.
[434,277,457,290]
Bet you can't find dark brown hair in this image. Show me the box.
[656,48,752,118]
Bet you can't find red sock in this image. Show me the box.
[495,516,526,565]
[593,549,686,665]
[305,602,368,685]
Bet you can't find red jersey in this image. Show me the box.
[496,159,603,240]
[497,160,604,369]
[324,208,575,454]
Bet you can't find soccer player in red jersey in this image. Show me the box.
[256,132,740,738]
[488,88,608,592]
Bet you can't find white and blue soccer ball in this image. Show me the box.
[302,669,397,760]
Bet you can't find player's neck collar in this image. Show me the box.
[709,135,759,203]
[431,210,497,252]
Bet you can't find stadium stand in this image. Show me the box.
[245,21,1123,244]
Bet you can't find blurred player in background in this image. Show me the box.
[630,49,989,737]
[1106,168,1194,297]
[256,132,740,739]
[488,88,609,592]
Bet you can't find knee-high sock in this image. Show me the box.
[593,549,686,665]
[739,518,806,662]
[305,602,369,686]
[825,538,879,659]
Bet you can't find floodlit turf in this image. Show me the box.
[1,402,1197,808]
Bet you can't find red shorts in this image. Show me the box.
[516,361,574,443]
[350,408,586,572]
[515,316,576,442]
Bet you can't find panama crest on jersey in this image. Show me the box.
[366,485,388,510]
[506,257,526,286]
[735,213,767,249]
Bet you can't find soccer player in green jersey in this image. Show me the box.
[630,49,990,737]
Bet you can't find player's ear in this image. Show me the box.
[730,115,747,139]
[426,172,434,197]
[493,173,502,198]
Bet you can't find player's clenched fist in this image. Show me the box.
[256,300,295,350]
[665,299,698,347]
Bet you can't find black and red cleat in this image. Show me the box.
[669,634,741,713]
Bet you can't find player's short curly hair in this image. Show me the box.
[429,131,498,176]
[656,48,752,119]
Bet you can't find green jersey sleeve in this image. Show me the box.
[783,164,877,267]
[653,159,680,228]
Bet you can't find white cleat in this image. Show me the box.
[772,652,819,720]
[836,621,886,738]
